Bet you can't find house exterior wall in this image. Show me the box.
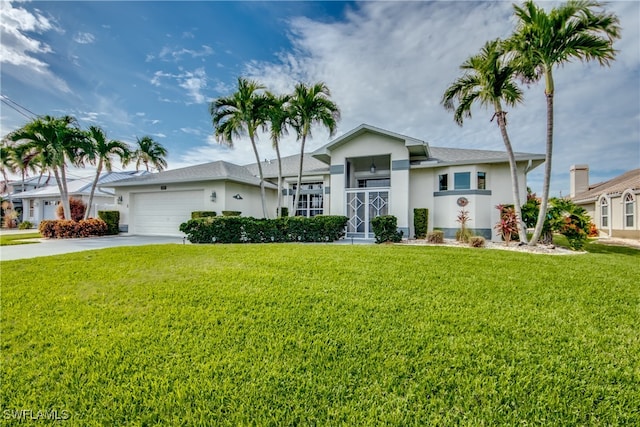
[590,191,640,239]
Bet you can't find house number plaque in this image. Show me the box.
[457,197,469,207]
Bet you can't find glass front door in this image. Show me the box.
[346,190,389,238]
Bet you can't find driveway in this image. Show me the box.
[0,235,186,261]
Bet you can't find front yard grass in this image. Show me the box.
[0,232,41,246]
[1,244,638,425]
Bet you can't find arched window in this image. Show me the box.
[600,197,609,228]
[624,193,635,228]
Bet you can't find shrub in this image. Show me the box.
[495,204,519,246]
[191,211,217,219]
[523,196,591,249]
[277,207,289,218]
[39,219,108,238]
[427,230,444,244]
[56,197,86,221]
[179,215,348,244]
[370,215,403,244]
[455,209,472,243]
[98,210,120,235]
[469,236,486,248]
[414,208,428,239]
[588,222,598,237]
[18,221,33,230]
[221,211,241,217]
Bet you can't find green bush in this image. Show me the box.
[191,211,217,219]
[277,207,289,218]
[56,197,86,221]
[469,236,486,248]
[18,221,33,230]
[39,219,108,239]
[370,215,403,244]
[179,215,348,244]
[414,208,428,239]
[427,230,444,244]
[98,210,120,235]
[221,211,241,217]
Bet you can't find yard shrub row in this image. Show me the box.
[98,210,120,235]
[39,219,108,238]
[179,215,348,244]
[191,211,217,219]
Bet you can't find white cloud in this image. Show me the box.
[73,31,95,44]
[238,0,638,196]
[157,44,213,62]
[0,1,70,92]
[150,68,208,104]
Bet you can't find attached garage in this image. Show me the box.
[130,190,204,236]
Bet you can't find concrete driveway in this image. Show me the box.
[0,234,186,261]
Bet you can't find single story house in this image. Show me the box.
[109,124,545,240]
[19,171,145,225]
[570,164,639,239]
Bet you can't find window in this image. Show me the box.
[29,200,35,217]
[438,174,448,191]
[292,182,324,217]
[624,193,635,228]
[477,172,486,190]
[454,172,471,190]
[600,197,609,228]
[358,178,390,188]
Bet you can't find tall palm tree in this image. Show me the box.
[0,143,17,207]
[84,125,131,219]
[508,0,620,245]
[288,82,340,216]
[7,115,86,220]
[133,136,168,172]
[442,39,529,244]
[5,142,37,193]
[265,92,291,217]
[210,77,270,218]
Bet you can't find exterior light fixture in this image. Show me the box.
[117,195,123,204]
[210,191,217,202]
[370,158,377,174]
[233,193,243,200]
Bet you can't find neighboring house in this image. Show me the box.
[570,165,640,239]
[1,175,57,221]
[19,171,145,225]
[109,124,545,239]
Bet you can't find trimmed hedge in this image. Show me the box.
[179,215,348,244]
[191,211,217,219]
[98,210,120,235]
[414,208,428,239]
[370,215,403,244]
[221,211,241,217]
[39,219,108,239]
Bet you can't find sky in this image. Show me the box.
[1,0,638,196]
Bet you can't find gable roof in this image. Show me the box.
[572,168,640,203]
[417,146,545,168]
[107,160,276,189]
[312,124,430,163]
[244,154,329,179]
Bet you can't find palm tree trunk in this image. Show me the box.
[293,133,307,217]
[59,165,71,220]
[275,144,283,217]
[495,109,528,244]
[85,159,103,220]
[529,71,555,246]
[249,134,268,218]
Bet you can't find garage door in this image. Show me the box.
[131,190,204,236]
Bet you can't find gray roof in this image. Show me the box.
[572,168,640,203]
[244,154,329,179]
[16,171,144,198]
[107,160,276,188]
[419,146,545,167]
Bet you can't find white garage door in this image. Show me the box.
[131,190,204,236]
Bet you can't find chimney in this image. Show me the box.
[570,164,589,198]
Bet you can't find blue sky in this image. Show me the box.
[1,0,638,196]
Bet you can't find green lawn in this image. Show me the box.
[0,232,41,246]
[1,244,638,425]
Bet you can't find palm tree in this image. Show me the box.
[442,39,529,244]
[133,136,167,172]
[265,92,291,217]
[7,115,86,220]
[5,142,37,193]
[83,125,131,219]
[0,143,17,209]
[508,0,620,245]
[210,77,270,218]
[288,82,340,216]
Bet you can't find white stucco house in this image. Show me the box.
[108,124,545,240]
[570,164,639,239]
[19,171,145,225]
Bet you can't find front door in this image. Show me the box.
[346,190,389,238]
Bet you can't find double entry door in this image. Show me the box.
[346,189,389,238]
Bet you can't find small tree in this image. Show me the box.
[455,209,472,243]
[495,204,518,246]
[57,197,86,221]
